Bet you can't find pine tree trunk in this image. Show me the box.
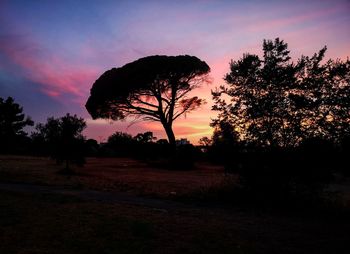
[163,123,176,147]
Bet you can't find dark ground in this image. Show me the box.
[0,155,349,254]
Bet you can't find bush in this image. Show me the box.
[235,144,334,201]
[171,144,198,170]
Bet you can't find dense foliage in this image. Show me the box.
[212,38,350,147]
[32,114,87,171]
[211,38,350,198]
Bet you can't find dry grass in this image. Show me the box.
[0,155,227,197]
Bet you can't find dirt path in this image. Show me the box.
[0,182,187,211]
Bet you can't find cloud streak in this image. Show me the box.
[0,34,99,103]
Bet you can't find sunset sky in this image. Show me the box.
[1,0,349,144]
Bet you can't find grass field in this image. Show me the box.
[0,155,349,253]
[0,155,227,197]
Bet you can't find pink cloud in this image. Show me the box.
[0,35,99,103]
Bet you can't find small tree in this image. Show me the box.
[85,139,99,157]
[134,131,156,143]
[210,121,240,170]
[0,96,33,153]
[34,114,86,172]
[107,132,134,146]
[86,55,210,147]
[105,132,135,157]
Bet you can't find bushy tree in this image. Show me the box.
[296,48,350,143]
[105,131,160,158]
[209,121,240,170]
[0,96,33,153]
[104,132,136,157]
[85,139,99,157]
[134,131,156,143]
[211,121,239,148]
[212,38,350,147]
[33,114,86,172]
[107,132,134,146]
[212,38,350,198]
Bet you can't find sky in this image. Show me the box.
[0,0,349,144]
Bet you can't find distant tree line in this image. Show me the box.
[0,96,198,170]
[0,99,89,172]
[94,131,199,169]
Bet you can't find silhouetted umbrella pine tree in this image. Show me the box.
[86,55,210,147]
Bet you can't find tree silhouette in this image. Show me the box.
[212,120,239,148]
[86,55,210,146]
[134,131,156,143]
[212,38,350,147]
[0,96,33,153]
[105,131,136,157]
[85,138,100,157]
[209,120,240,170]
[107,131,134,146]
[296,48,350,143]
[33,114,86,172]
[199,136,212,147]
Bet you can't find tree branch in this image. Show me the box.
[132,97,158,109]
